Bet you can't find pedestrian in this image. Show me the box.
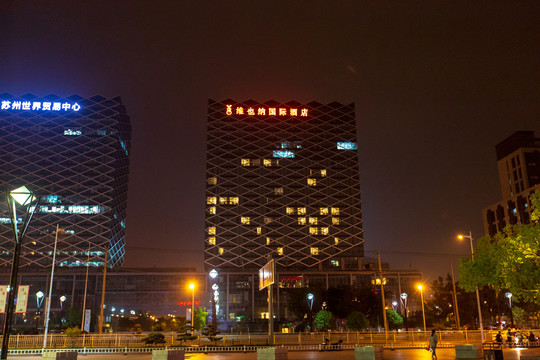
[429,329,438,359]
[495,331,503,344]
[529,332,536,343]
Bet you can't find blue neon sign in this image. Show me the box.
[1,100,81,112]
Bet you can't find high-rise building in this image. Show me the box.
[205,99,364,272]
[0,94,131,269]
[483,131,540,236]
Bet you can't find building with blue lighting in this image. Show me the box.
[0,93,131,269]
[205,100,364,273]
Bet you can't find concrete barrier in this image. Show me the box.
[151,349,185,360]
[42,351,78,360]
[355,345,383,360]
[520,348,540,360]
[256,347,287,360]
[455,344,483,359]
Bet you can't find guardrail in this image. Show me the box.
[1,329,537,350]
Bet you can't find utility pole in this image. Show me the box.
[98,245,108,334]
[81,242,90,331]
[450,260,461,329]
[377,251,388,343]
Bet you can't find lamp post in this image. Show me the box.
[1,186,39,360]
[189,283,195,331]
[505,292,513,327]
[418,285,426,332]
[209,269,218,327]
[392,301,398,311]
[400,293,408,330]
[60,296,66,324]
[35,291,44,332]
[458,232,485,342]
[307,293,314,331]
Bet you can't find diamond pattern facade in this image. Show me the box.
[205,99,364,272]
[0,93,130,269]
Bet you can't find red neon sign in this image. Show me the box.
[178,301,200,307]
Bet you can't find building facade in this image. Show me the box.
[205,100,364,272]
[0,93,131,269]
[483,131,540,236]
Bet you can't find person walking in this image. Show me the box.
[429,329,438,359]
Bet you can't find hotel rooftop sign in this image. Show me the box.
[226,104,308,117]
[1,100,81,112]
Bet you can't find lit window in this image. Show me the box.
[207,177,217,185]
[263,159,272,167]
[229,197,239,205]
[321,227,329,235]
[209,206,216,215]
[309,217,318,225]
[266,237,271,245]
[337,142,358,150]
[307,178,316,186]
[309,227,318,235]
[330,260,340,267]
[264,217,272,224]
[256,227,262,235]
[320,208,328,215]
[310,247,319,255]
[273,150,295,158]
[331,207,340,215]
[208,227,216,235]
[321,170,327,177]
[218,248,224,255]
[220,197,228,205]
[286,207,295,215]
[209,237,216,245]
[334,237,339,245]
[274,188,283,195]
[277,247,283,255]
[241,159,250,166]
[241,217,251,225]
[206,197,217,205]
[332,218,339,225]
[297,208,306,215]
[298,217,306,225]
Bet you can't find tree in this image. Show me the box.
[201,323,222,344]
[65,326,81,347]
[314,310,334,331]
[64,307,83,328]
[142,332,166,345]
[346,311,369,330]
[459,191,540,305]
[386,309,403,330]
[176,317,196,344]
[193,307,208,331]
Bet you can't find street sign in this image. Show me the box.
[259,259,275,290]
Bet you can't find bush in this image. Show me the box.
[142,332,166,345]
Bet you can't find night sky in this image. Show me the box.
[2,1,540,280]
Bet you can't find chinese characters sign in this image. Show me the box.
[1,100,81,112]
[15,285,29,313]
[226,105,308,117]
[259,259,275,290]
[178,301,200,307]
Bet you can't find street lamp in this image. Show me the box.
[392,301,398,311]
[209,269,218,327]
[189,283,195,330]
[35,291,44,332]
[458,232,485,342]
[306,293,314,331]
[418,285,426,332]
[400,293,408,330]
[60,296,66,324]
[505,292,513,327]
[1,186,40,360]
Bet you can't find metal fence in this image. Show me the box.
[1,329,535,350]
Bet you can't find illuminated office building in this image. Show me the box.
[205,100,364,272]
[483,131,540,236]
[0,94,131,269]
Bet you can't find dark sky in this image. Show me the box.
[2,1,539,280]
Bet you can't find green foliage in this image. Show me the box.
[314,310,334,331]
[512,306,527,327]
[193,307,208,331]
[386,309,403,329]
[64,307,83,328]
[142,332,166,345]
[176,317,196,344]
[201,323,222,344]
[459,191,540,304]
[65,326,81,338]
[346,311,369,330]
[151,323,163,331]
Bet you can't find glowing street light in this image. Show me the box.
[189,283,196,329]
[505,292,514,327]
[418,285,426,332]
[36,291,44,332]
[458,231,484,342]
[1,186,40,360]
[209,269,218,326]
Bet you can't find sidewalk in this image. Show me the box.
[7,348,524,359]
